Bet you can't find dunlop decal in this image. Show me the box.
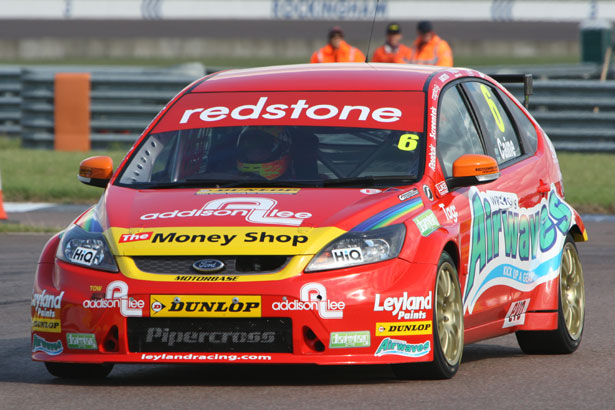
[150,295,262,318]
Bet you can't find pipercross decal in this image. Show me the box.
[272,282,345,319]
[140,197,312,227]
[464,186,573,313]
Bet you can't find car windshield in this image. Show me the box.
[117,125,424,188]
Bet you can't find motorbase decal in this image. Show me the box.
[464,186,573,313]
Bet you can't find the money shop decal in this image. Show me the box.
[464,186,573,313]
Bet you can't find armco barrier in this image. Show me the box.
[0,67,22,138]
[2,64,615,152]
[16,65,206,148]
[505,80,615,152]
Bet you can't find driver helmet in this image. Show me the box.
[236,127,290,180]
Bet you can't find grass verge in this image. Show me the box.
[0,222,62,234]
[0,139,127,203]
[0,141,612,213]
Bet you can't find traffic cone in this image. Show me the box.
[0,170,7,220]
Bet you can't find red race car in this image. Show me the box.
[32,63,587,379]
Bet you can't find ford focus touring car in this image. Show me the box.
[32,63,587,379]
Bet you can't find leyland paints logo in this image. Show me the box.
[140,197,312,227]
[464,186,573,313]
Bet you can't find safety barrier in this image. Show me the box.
[0,67,22,138]
[1,65,615,152]
[505,80,615,152]
[3,64,207,148]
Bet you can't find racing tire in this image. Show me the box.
[44,362,114,379]
[516,234,585,354]
[393,251,464,380]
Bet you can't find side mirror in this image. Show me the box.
[78,156,113,188]
[448,154,499,189]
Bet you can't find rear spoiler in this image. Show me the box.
[489,74,533,109]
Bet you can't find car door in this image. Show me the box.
[458,80,547,331]
[435,81,504,332]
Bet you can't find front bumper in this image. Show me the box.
[32,257,437,366]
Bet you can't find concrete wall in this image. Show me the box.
[0,19,583,60]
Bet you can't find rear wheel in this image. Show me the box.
[44,362,113,379]
[393,251,463,379]
[516,234,585,354]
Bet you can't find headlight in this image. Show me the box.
[305,224,406,272]
[56,225,118,272]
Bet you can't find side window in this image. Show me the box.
[501,93,538,155]
[437,86,484,178]
[463,82,522,165]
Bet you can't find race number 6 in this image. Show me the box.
[398,134,419,151]
[480,84,506,133]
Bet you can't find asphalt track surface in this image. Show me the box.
[0,218,613,410]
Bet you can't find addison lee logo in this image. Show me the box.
[140,197,312,226]
[272,282,345,319]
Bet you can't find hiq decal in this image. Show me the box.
[464,186,573,313]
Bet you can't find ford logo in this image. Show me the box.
[192,259,225,273]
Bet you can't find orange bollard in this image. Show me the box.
[0,170,7,220]
[54,73,91,151]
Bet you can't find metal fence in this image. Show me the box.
[1,64,615,152]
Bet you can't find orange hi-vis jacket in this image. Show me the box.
[371,43,412,63]
[408,35,453,67]
[310,40,366,63]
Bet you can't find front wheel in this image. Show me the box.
[45,362,113,379]
[393,251,464,379]
[516,234,585,354]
